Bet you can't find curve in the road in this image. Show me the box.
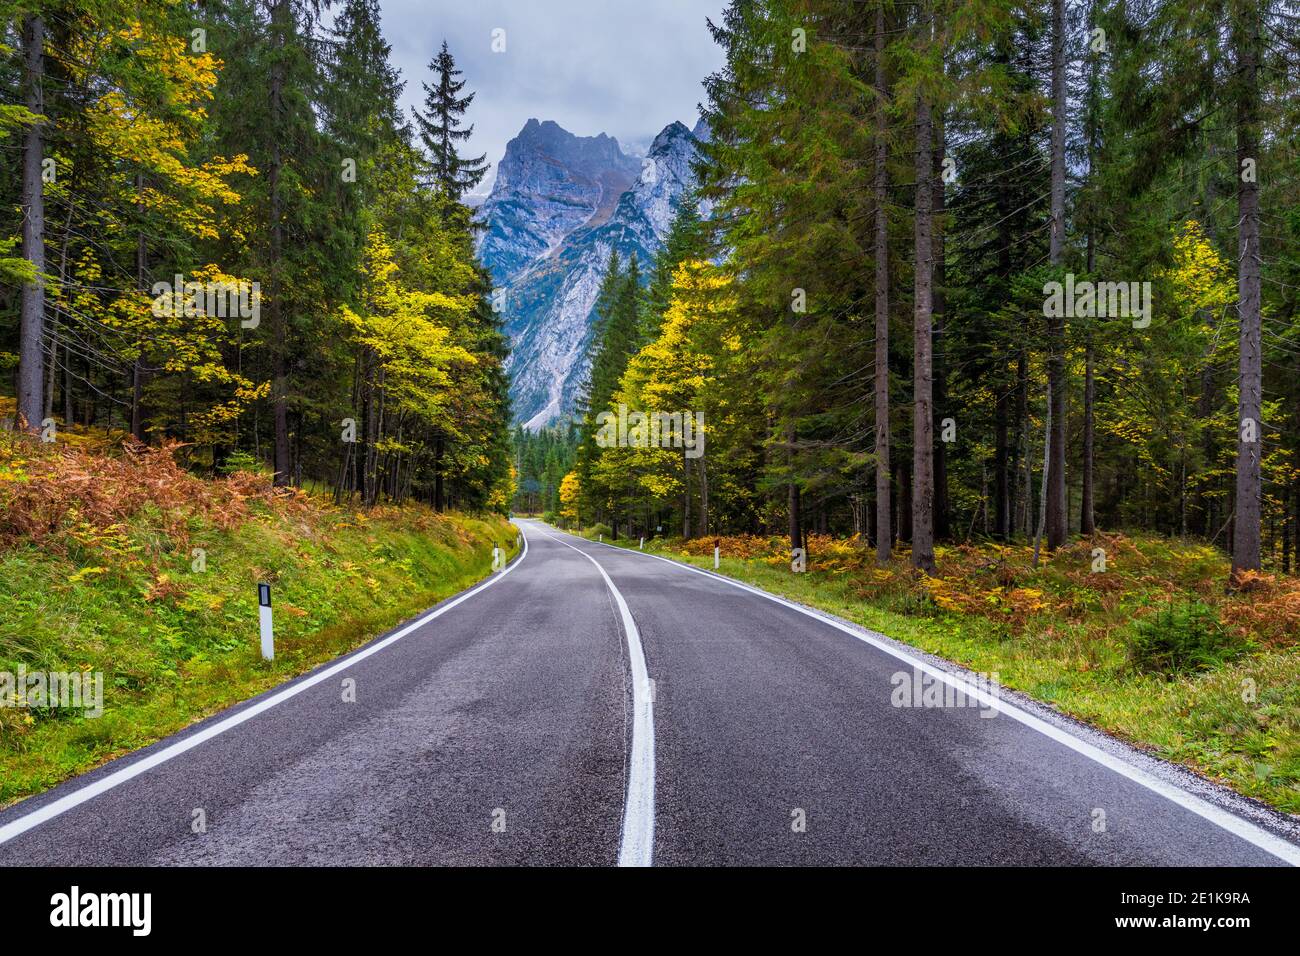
[0,530,531,849]
[538,521,1300,867]
[532,525,655,867]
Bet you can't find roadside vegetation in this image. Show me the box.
[0,430,517,806]
[571,524,1300,815]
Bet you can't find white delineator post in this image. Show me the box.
[639,536,644,550]
[714,546,720,570]
[258,583,274,661]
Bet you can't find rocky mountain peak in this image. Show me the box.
[483,119,707,429]
[476,120,641,285]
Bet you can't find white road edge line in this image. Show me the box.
[532,524,655,867]
[548,523,1300,868]
[0,526,531,847]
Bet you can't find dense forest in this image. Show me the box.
[7,0,1300,584]
[1,0,512,511]
[558,0,1300,584]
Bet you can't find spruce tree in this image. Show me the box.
[412,40,489,203]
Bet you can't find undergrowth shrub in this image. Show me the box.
[1125,599,1251,674]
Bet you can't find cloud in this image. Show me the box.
[378,0,727,194]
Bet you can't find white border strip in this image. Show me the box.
[554,525,1300,867]
[533,525,655,867]
[0,527,530,847]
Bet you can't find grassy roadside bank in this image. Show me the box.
[0,435,518,807]
[566,524,1300,816]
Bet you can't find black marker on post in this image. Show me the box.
[258,582,273,661]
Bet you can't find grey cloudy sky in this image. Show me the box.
[375,0,728,196]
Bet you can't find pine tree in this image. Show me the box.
[412,40,488,204]
[641,196,708,343]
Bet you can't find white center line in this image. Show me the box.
[532,523,655,867]
[556,524,1300,868]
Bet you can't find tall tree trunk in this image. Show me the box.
[45,200,73,424]
[269,0,291,486]
[62,340,73,426]
[1294,473,1300,576]
[899,457,913,544]
[132,174,148,442]
[1282,486,1291,575]
[931,97,949,541]
[362,352,379,507]
[911,86,936,573]
[1231,0,1262,575]
[1017,351,1031,538]
[1033,381,1053,569]
[992,98,1014,542]
[873,2,892,565]
[18,15,46,433]
[698,454,710,538]
[1080,0,1100,538]
[682,453,692,539]
[1081,338,1096,534]
[434,434,445,511]
[1045,0,1068,550]
[785,429,795,554]
[994,383,1010,540]
[44,316,57,422]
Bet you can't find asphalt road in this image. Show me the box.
[2,518,1297,866]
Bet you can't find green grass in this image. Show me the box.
[0,500,518,807]
[572,527,1300,816]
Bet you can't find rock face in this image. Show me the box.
[476,119,641,285]
[479,118,706,429]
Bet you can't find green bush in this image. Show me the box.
[589,522,612,540]
[1125,599,1250,674]
[542,510,557,524]
[219,449,264,475]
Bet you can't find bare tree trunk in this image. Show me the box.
[911,82,936,574]
[873,2,891,565]
[18,15,46,433]
[1231,0,1262,575]
[1045,0,1068,551]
